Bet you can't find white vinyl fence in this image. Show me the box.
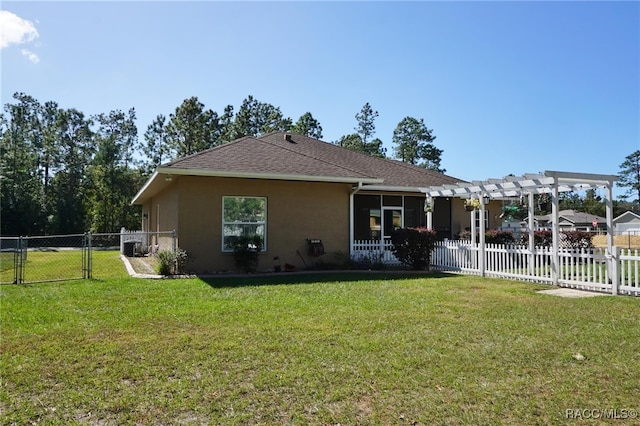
[431,240,639,296]
[352,239,640,296]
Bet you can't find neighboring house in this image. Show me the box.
[613,211,640,235]
[533,210,606,231]
[132,132,501,273]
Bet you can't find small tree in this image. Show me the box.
[390,227,438,270]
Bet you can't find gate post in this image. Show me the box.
[15,236,26,284]
[87,232,92,279]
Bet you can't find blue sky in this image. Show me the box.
[2,1,638,198]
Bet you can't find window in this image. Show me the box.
[222,197,266,251]
[475,210,489,230]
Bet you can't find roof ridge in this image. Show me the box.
[260,131,465,183]
[258,133,377,179]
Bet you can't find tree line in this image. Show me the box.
[1,92,638,236]
[0,93,444,236]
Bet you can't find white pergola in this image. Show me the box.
[420,171,619,287]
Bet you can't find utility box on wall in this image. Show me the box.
[307,239,325,257]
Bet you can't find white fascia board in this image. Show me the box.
[131,171,159,205]
[156,167,383,185]
[358,184,425,193]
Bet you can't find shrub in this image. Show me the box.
[350,252,386,270]
[155,248,188,275]
[232,235,263,273]
[485,230,515,245]
[390,227,438,271]
[561,230,593,249]
[521,230,553,247]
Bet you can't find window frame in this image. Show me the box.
[221,196,267,252]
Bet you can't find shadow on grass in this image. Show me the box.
[200,270,453,289]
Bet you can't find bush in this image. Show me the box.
[390,227,438,271]
[561,230,593,249]
[156,248,187,275]
[521,230,553,247]
[232,235,263,273]
[485,230,515,245]
[350,252,386,270]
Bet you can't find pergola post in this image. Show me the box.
[551,179,560,285]
[470,206,477,246]
[479,194,486,277]
[426,196,433,229]
[605,182,618,294]
[528,192,535,276]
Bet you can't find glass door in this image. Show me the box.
[382,208,402,239]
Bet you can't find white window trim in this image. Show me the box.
[221,196,267,252]
[475,210,489,230]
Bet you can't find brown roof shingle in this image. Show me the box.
[162,132,464,188]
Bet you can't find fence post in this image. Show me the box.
[120,227,125,255]
[14,236,24,284]
[609,246,619,295]
[87,232,93,279]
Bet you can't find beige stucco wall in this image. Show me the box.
[148,176,351,273]
[144,184,179,250]
[451,198,502,237]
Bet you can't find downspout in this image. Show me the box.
[350,182,364,258]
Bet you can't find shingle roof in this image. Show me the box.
[163,132,464,188]
[536,210,606,225]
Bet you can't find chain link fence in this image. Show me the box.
[0,230,176,284]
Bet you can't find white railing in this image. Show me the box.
[431,240,479,274]
[120,228,177,255]
[353,239,640,296]
[352,239,401,265]
[619,249,640,295]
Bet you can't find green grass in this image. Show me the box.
[1,260,639,424]
[0,249,127,284]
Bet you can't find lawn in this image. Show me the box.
[0,249,128,284]
[1,260,639,424]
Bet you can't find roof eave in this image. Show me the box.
[158,167,383,185]
[131,171,161,205]
[131,168,385,205]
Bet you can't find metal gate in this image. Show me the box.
[0,234,92,284]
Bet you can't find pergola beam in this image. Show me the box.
[420,170,619,294]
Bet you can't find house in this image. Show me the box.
[533,210,606,231]
[613,211,640,235]
[132,132,502,273]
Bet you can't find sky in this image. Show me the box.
[1,1,639,199]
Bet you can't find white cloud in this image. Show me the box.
[21,48,40,64]
[0,10,39,49]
